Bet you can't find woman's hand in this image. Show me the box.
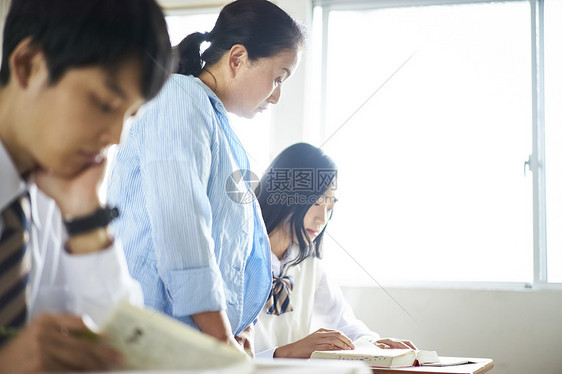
[274,328,355,359]
[235,324,255,358]
[0,313,123,373]
[375,337,417,350]
[191,310,249,357]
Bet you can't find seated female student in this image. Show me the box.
[254,143,416,358]
[107,0,304,356]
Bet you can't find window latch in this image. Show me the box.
[524,155,532,177]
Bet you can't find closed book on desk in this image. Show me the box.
[101,301,250,371]
[311,336,466,368]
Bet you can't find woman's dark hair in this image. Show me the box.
[0,0,172,100]
[256,143,337,273]
[175,0,305,77]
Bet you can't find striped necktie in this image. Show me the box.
[265,274,294,316]
[0,195,31,331]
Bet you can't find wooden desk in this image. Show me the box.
[370,358,493,374]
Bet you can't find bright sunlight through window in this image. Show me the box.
[317,2,534,284]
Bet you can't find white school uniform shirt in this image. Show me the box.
[255,244,380,358]
[0,140,143,326]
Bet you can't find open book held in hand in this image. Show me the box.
[100,301,250,371]
[310,336,469,368]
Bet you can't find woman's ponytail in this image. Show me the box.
[174,31,208,76]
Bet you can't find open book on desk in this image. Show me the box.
[311,336,470,368]
[100,301,251,371]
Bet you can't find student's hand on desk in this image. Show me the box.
[274,328,355,359]
[375,337,417,350]
[0,313,123,373]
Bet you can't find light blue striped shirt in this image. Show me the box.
[107,74,272,335]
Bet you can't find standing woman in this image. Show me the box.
[254,143,416,358]
[107,0,304,353]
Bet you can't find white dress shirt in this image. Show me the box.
[0,140,143,326]
[255,245,380,358]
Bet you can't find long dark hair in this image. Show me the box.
[256,143,337,272]
[175,0,305,77]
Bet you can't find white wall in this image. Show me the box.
[341,286,562,374]
[266,0,314,160]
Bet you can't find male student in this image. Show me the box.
[0,0,171,371]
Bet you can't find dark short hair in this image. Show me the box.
[175,0,305,77]
[0,0,172,100]
[256,143,337,273]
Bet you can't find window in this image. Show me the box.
[313,0,559,286]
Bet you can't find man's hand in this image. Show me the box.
[34,159,107,218]
[0,313,123,373]
[274,328,355,359]
[34,159,117,254]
